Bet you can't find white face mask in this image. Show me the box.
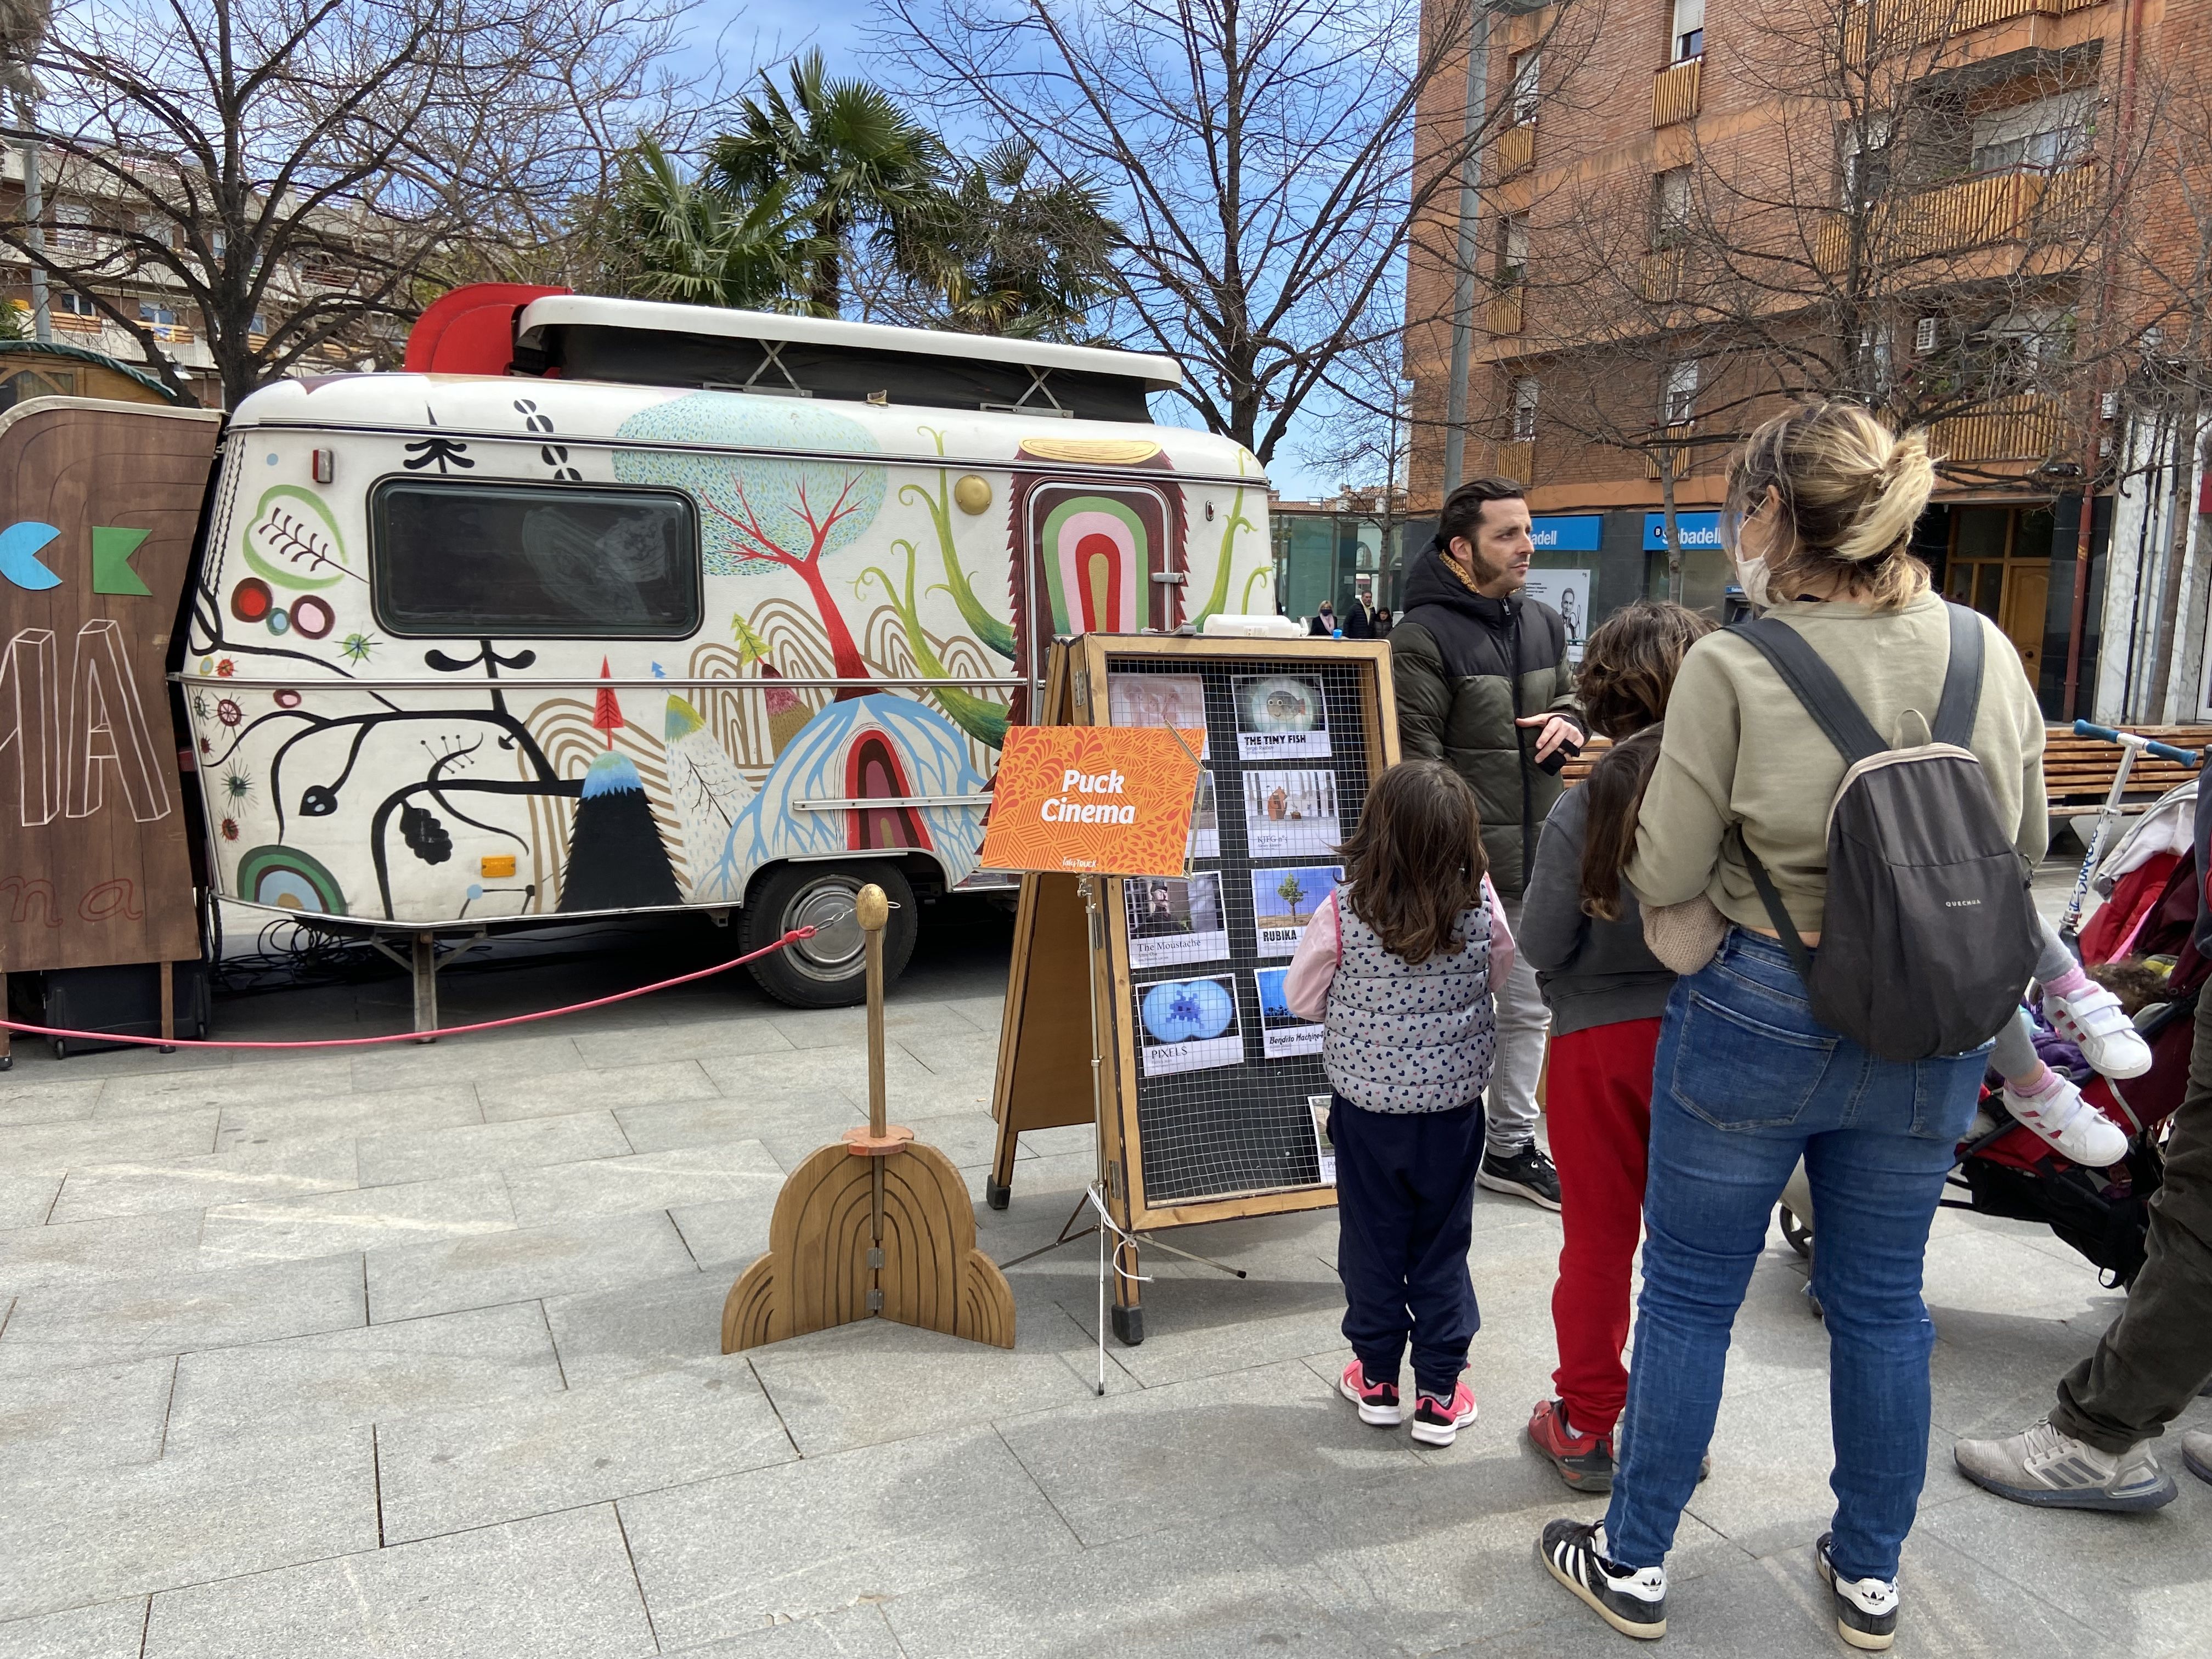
[1734,551,1774,612]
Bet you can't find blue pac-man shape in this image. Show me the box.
[0,521,61,591]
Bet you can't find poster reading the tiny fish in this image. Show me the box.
[1233,674,1330,760]
[1136,974,1245,1077]
[1243,770,1341,859]
[1250,865,1340,957]
[1123,872,1229,969]
[1255,967,1324,1058]
[1109,673,1210,758]
[1309,1094,1337,1185]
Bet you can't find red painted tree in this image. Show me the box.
[592,657,624,746]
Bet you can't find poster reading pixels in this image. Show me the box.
[1136,973,1244,1077]
[1251,865,1339,957]
[1242,769,1341,859]
[1233,674,1329,761]
[1123,872,1229,969]
[1255,967,1324,1058]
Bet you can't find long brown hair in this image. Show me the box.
[1576,600,1713,920]
[1338,759,1487,964]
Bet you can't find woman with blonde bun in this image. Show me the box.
[1537,402,2047,1651]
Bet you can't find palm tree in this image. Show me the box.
[610,139,821,313]
[711,51,945,317]
[909,140,1118,341]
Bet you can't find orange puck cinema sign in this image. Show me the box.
[979,727,1205,877]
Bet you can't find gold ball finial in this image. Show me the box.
[855,883,889,932]
[953,475,993,515]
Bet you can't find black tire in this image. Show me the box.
[1779,1204,1813,1260]
[742,862,918,1009]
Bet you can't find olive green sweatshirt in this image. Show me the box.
[1626,591,2049,937]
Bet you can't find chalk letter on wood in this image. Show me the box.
[0,629,60,826]
[66,619,171,822]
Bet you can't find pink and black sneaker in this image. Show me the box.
[1411,1378,1480,1447]
[1339,1359,1402,1426]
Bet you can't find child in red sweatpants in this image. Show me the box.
[1515,600,1713,1492]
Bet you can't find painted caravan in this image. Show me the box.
[178,287,1276,1006]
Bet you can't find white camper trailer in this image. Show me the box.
[178,290,1274,1006]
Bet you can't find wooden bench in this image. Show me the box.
[1558,726,2210,814]
[2042,725,2209,810]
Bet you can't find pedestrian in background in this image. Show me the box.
[1517,599,1713,1495]
[1308,600,1336,636]
[1285,759,1509,1448]
[1390,476,1582,1211]
[1538,403,2046,1651]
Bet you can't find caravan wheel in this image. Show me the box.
[743,862,918,1008]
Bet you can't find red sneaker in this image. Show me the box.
[1339,1358,1402,1426]
[1528,1397,1617,1493]
[1410,1379,1479,1447]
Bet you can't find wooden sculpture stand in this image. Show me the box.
[723,884,1015,1351]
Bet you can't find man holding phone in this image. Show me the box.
[1390,475,1583,1210]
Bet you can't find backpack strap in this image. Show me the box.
[1932,602,1985,749]
[1724,616,1888,765]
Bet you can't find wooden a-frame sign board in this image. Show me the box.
[986,633,1400,1342]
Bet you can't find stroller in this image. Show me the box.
[1779,771,2203,1291]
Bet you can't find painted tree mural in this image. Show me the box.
[615,396,887,689]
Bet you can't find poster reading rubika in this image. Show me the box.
[1250,865,1340,957]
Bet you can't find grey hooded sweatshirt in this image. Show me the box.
[1517,783,1675,1037]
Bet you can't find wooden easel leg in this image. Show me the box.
[158,962,176,1053]
[1111,1237,1144,1345]
[985,1124,1018,1210]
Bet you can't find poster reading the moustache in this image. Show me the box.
[1123,872,1229,969]
[1233,674,1330,761]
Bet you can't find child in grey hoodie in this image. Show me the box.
[1517,600,1712,1493]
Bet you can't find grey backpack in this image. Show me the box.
[1729,603,2040,1062]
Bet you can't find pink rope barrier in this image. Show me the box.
[0,927,817,1052]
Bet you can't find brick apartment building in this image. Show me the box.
[1404,0,2212,721]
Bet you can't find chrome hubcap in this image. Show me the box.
[782,877,867,982]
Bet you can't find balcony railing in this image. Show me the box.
[1644,425,1697,479]
[1640,247,1686,302]
[1495,441,1534,483]
[1866,0,2104,50]
[1653,58,1701,128]
[1816,165,2098,265]
[49,311,105,337]
[1497,123,1535,176]
[1488,288,1525,336]
[1932,394,2064,463]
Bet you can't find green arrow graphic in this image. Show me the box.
[92,526,152,596]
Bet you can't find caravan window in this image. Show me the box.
[371,478,701,638]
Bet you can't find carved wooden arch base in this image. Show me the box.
[722,1137,1016,1351]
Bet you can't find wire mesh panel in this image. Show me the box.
[1104,654,1375,1208]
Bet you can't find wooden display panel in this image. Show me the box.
[0,399,219,979]
[987,634,1400,1337]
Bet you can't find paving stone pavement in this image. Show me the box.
[2,878,2208,1658]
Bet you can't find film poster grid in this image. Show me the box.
[1108,668,1350,1081]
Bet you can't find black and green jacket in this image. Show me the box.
[1389,547,1584,898]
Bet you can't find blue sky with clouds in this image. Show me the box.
[674,1,1344,500]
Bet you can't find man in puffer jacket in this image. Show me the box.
[1391,476,1584,1210]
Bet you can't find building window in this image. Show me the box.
[54,290,98,317]
[371,479,702,639]
[138,302,178,328]
[1970,91,2094,176]
[1509,49,1542,126]
[1499,214,1530,286]
[1842,117,1894,204]
[1511,376,1539,442]
[1671,0,1703,61]
[1664,360,1699,424]
[1652,166,1692,249]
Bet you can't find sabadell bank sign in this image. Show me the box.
[1643,511,1724,551]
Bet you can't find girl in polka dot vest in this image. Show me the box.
[1285,759,1511,1443]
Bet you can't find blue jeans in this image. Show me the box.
[1602,930,1987,1583]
